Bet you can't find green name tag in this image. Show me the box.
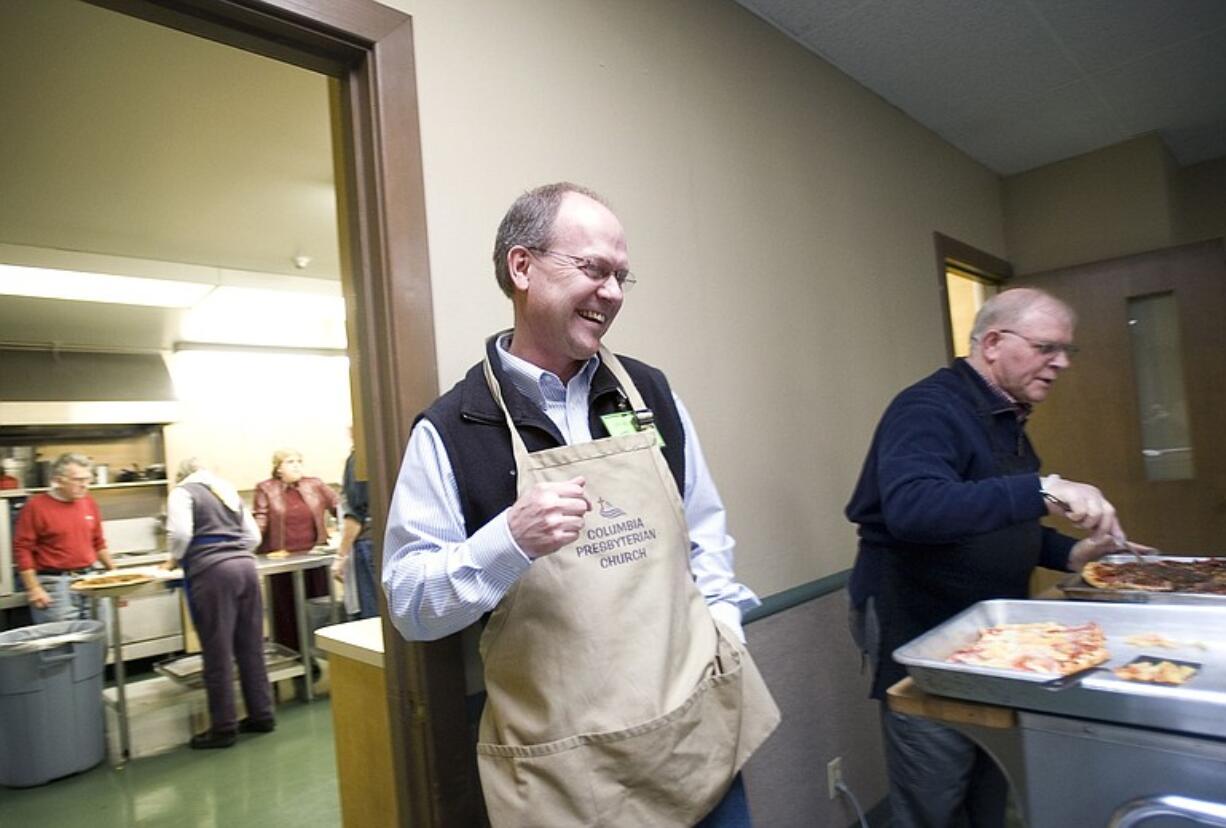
[600,412,665,447]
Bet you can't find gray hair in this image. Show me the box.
[969,288,1076,352]
[492,182,608,297]
[52,452,91,478]
[175,457,203,483]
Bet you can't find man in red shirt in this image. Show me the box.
[14,453,115,624]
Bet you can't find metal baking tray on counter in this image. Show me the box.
[895,599,1226,740]
[1059,554,1226,606]
[155,643,301,687]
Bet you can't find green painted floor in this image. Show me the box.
[1,700,340,827]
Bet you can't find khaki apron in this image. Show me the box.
[476,349,780,827]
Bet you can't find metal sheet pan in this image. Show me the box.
[894,599,1226,739]
[156,643,300,686]
[1059,554,1226,606]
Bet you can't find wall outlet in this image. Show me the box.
[827,756,844,800]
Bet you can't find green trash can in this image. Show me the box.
[0,620,107,787]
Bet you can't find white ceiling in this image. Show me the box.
[735,0,1226,174]
[0,0,339,352]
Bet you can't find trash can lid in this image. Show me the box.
[0,620,106,654]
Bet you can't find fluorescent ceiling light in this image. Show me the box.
[0,264,215,308]
[180,284,346,349]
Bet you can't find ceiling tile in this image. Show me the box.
[1162,118,1226,166]
[1028,0,1226,74]
[790,0,1083,133]
[944,79,1124,174]
[1092,28,1226,136]
[739,0,1226,170]
[735,0,870,34]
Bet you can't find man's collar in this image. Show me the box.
[960,358,1032,421]
[494,332,600,407]
[457,332,623,431]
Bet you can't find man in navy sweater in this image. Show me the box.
[846,287,1137,828]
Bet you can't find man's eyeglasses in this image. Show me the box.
[528,248,636,291]
[997,329,1080,358]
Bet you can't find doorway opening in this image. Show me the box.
[8,2,459,825]
[945,266,998,357]
[934,232,1012,361]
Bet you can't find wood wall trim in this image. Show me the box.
[78,1,475,824]
[933,232,1014,363]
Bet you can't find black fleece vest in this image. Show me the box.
[419,339,687,536]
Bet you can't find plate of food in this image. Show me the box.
[945,620,1109,676]
[1112,655,1201,686]
[70,571,155,592]
[1082,556,1226,593]
[1062,555,1226,604]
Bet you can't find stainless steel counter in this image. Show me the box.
[893,598,1226,826]
[894,599,1226,739]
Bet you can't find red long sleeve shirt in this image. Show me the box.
[12,493,107,572]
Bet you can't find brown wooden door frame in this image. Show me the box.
[78,1,474,824]
[934,231,1014,362]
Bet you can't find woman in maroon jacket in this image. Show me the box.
[253,449,339,651]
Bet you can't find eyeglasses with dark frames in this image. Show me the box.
[997,329,1080,358]
[527,247,636,291]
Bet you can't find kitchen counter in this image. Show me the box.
[315,617,396,828]
[315,615,383,668]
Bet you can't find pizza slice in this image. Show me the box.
[1113,658,1198,685]
[1082,560,1174,592]
[946,621,1109,676]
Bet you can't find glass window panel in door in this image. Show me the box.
[1127,292,1195,481]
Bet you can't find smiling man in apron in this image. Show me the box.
[383,182,779,826]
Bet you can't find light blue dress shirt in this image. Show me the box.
[383,335,758,642]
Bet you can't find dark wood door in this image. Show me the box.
[1017,239,1226,554]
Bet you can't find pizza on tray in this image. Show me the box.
[1113,659,1198,685]
[946,621,1109,676]
[71,572,154,591]
[1082,558,1226,594]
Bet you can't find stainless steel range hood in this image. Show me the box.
[0,348,179,427]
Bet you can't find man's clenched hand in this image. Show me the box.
[508,477,591,559]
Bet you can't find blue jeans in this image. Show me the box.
[351,538,379,620]
[695,774,751,828]
[31,572,96,624]
[853,599,1007,828]
[881,708,1007,828]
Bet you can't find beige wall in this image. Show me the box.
[375,0,1005,596]
[163,350,351,493]
[1003,134,1178,275]
[1178,156,1226,244]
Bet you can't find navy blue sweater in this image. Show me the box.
[846,359,1075,608]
